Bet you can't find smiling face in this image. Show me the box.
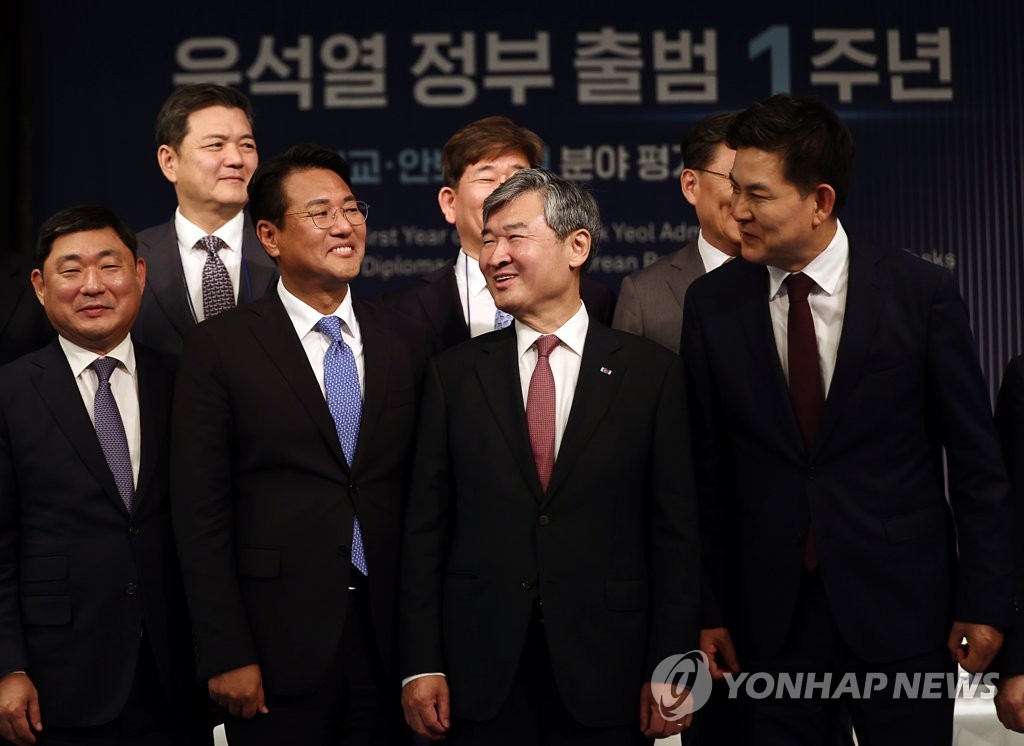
[480,191,590,333]
[31,227,146,355]
[256,167,365,313]
[157,105,257,230]
[681,142,741,253]
[729,147,836,271]
[439,149,530,259]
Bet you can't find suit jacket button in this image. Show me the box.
[538,515,550,526]
[128,526,141,536]
[521,579,534,590]
[348,482,359,494]
[125,582,138,596]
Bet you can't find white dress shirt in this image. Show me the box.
[454,249,502,337]
[278,279,365,397]
[515,302,589,458]
[175,208,245,322]
[766,220,850,397]
[59,334,141,486]
[697,230,735,273]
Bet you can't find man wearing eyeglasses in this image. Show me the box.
[612,112,740,354]
[133,84,278,357]
[171,144,431,744]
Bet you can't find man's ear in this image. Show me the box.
[157,145,178,184]
[256,220,280,259]
[438,186,457,225]
[680,169,699,208]
[812,184,837,226]
[567,229,592,270]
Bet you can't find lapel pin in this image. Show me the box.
[599,367,613,376]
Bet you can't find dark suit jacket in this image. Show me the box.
[133,213,278,357]
[0,340,193,727]
[996,355,1024,675]
[0,252,53,366]
[612,239,704,354]
[171,291,430,695]
[400,321,699,727]
[384,258,617,351]
[681,238,1014,665]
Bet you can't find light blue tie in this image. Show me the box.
[494,309,514,330]
[91,357,134,512]
[315,316,368,575]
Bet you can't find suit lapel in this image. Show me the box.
[474,329,541,496]
[0,258,24,341]
[133,346,168,512]
[434,263,471,345]
[238,212,276,303]
[666,240,706,311]
[814,240,884,454]
[544,323,625,502]
[248,294,350,472]
[30,341,127,515]
[142,221,194,339]
[352,298,391,472]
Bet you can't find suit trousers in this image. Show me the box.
[449,600,652,746]
[736,570,955,746]
[7,635,187,746]
[223,570,406,746]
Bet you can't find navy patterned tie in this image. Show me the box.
[91,357,134,512]
[315,316,368,575]
[196,235,235,319]
[494,309,514,330]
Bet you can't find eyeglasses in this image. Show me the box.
[692,167,731,181]
[286,202,370,229]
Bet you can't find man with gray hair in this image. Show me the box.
[399,169,699,745]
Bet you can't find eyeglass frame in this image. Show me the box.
[691,167,732,181]
[285,201,370,229]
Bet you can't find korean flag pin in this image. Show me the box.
[599,366,613,376]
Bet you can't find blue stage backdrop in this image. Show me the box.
[29,1,1022,396]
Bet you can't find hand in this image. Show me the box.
[0,672,42,746]
[401,675,450,741]
[639,681,693,739]
[947,621,1004,673]
[996,673,1024,732]
[700,626,741,679]
[208,663,269,719]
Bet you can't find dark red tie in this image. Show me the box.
[785,273,823,569]
[527,335,560,493]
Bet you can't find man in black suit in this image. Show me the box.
[171,144,430,744]
[995,354,1024,732]
[0,206,199,745]
[681,95,1013,744]
[612,112,739,353]
[400,169,698,745]
[385,116,614,350]
[0,252,52,365]
[133,84,277,356]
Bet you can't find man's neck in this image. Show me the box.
[178,203,243,235]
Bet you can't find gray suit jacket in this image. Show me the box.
[611,239,704,353]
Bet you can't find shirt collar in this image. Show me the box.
[277,277,359,339]
[696,230,736,273]
[455,248,488,295]
[59,334,137,379]
[515,301,589,360]
[175,208,245,253]
[767,220,849,299]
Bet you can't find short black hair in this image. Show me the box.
[155,83,255,150]
[36,205,137,266]
[727,94,854,212]
[247,144,354,226]
[681,111,737,171]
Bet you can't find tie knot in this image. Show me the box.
[785,272,815,303]
[535,335,560,359]
[196,235,227,256]
[494,309,514,330]
[91,356,119,383]
[315,315,344,343]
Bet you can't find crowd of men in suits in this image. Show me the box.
[0,83,1022,746]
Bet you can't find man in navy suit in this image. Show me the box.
[681,95,1013,744]
[172,144,430,744]
[0,206,199,744]
[133,84,277,356]
[400,169,698,745]
[385,116,614,350]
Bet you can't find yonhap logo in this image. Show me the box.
[651,650,714,720]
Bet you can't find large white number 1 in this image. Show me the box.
[749,25,791,95]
